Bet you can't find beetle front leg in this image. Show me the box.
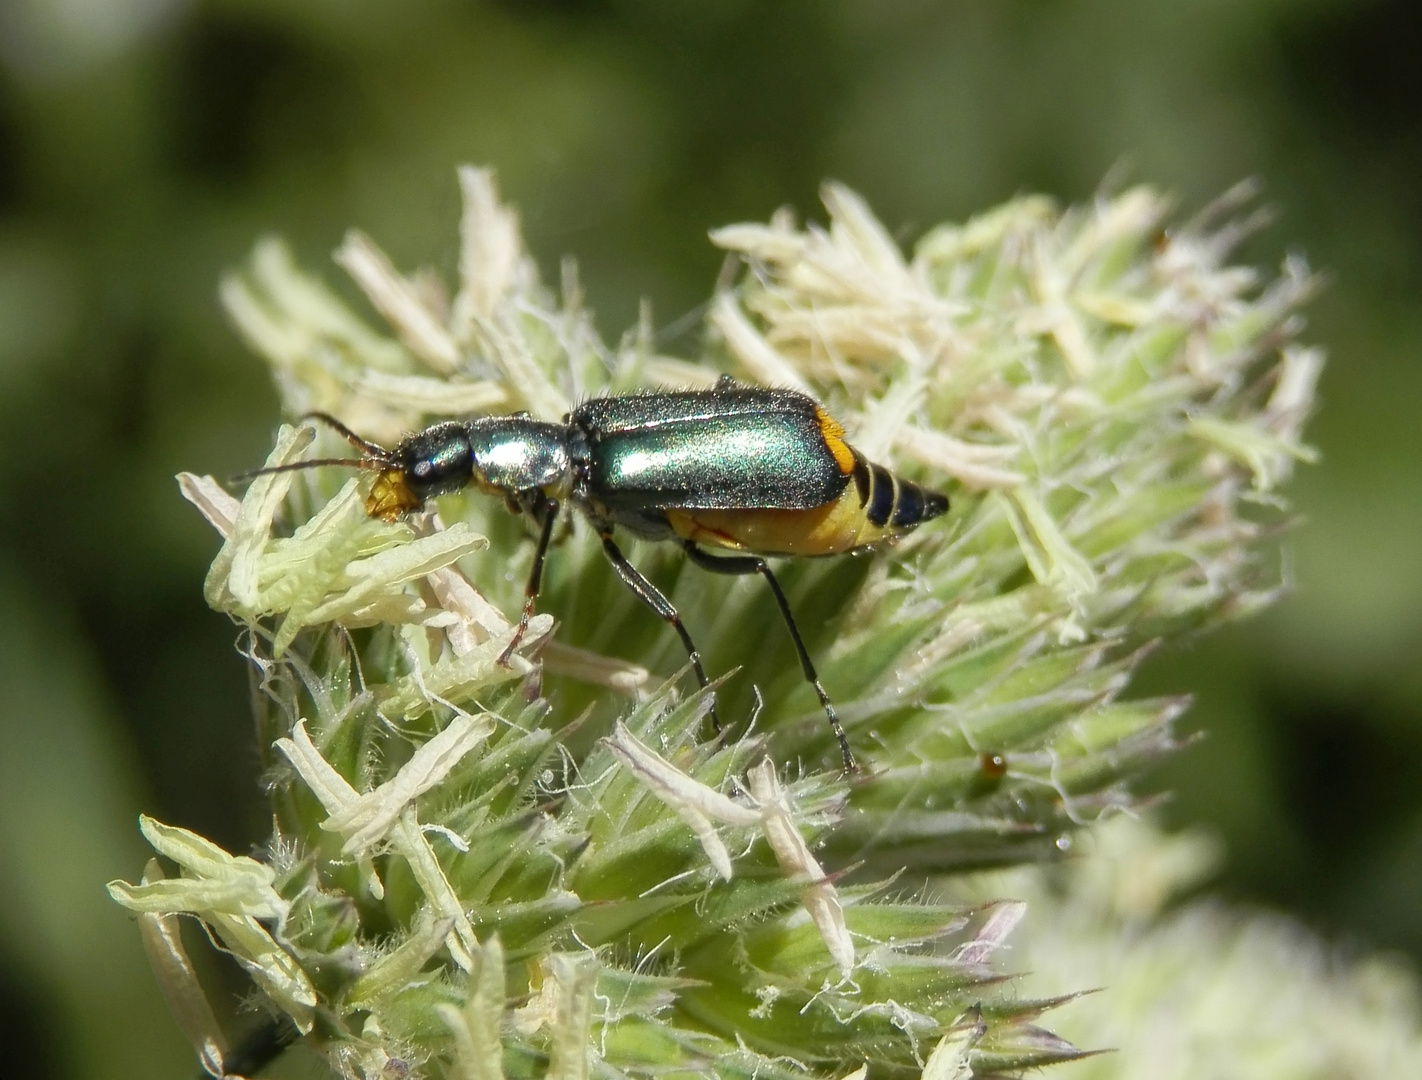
[498,496,559,667]
[597,529,720,732]
[682,541,856,773]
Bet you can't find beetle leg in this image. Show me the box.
[498,496,559,667]
[597,529,720,732]
[681,542,856,773]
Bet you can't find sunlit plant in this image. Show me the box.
[110,168,1319,1079]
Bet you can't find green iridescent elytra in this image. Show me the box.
[575,388,850,512]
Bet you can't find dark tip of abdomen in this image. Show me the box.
[891,479,949,528]
[923,488,949,520]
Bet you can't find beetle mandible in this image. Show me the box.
[244,380,949,770]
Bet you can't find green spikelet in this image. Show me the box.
[110,169,1317,1079]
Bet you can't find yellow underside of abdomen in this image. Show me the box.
[665,487,899,556]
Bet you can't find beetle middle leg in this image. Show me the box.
[596,528,719,731]
[498,495,559,666]
[681,541,856,773]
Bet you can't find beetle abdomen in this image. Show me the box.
[851,453,947,530]
[665,452,948,556]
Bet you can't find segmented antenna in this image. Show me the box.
[231,413,397,483]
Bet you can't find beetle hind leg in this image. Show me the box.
[597,529,720,732]
[681,542,856,773]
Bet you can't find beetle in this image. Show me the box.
[243,380,949,770]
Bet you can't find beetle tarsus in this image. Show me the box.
[497,595,536,667]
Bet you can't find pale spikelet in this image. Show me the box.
[967,817,1422,1080]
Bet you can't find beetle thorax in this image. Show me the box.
[466,417,575,498]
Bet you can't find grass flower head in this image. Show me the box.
[110,168,1319,1079]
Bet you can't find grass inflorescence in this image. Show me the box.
[110,169,1318,1080]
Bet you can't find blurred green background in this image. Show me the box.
[1,1,1419,1076]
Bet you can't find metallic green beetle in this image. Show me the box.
[248,381,949,770]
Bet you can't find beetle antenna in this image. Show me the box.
[230,457,385,484]
[300,411,394,458]
[230,413,400,484]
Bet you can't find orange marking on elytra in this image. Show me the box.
[813,406,856,475]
